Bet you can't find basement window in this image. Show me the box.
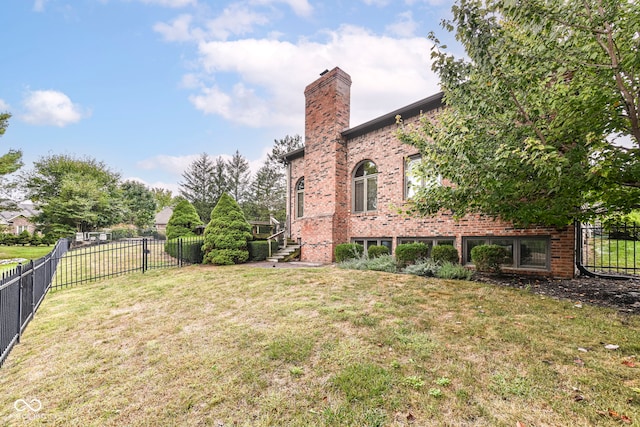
[463,237,550,270]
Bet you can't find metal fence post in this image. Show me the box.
[16,264,22,344]
[142,238,148,273]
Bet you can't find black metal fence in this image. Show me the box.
[578,222,640,276]
[0,239,69,367]
[0,237,202,366]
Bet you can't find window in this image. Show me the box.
[397,237,455,257]
[353,238,392,252]
[16,225,28,234]
[463,237,550,270]
[405,155,441,199]
[353,161,378,213]
[295,178,304,218]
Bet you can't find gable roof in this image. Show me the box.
[155,207,173,225]
[0,202,39,223]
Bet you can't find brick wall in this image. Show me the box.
[288,68,576,278]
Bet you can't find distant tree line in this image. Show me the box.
[178,134,303,223]
[0,110,302,241]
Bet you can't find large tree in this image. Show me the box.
[24,154,122,236]
[399,0,640,227]
[151,187,174,212]
[0,113,23,210]
[120,180,157,229]
[244,135,303,221]
[179,153,229,223]
[226,150,251,206]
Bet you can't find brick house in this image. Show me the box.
[0,202,39,235]
[282,67,576,278]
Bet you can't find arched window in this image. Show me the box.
[295,178,304,218]
[353,161,377,213]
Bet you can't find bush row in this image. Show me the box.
[163,238,279,264]
[0,231,57,246]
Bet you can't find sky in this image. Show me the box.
[1,0,459,195]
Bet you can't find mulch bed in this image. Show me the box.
[472,273,640,315]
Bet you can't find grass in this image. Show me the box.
[1,265,639,426]
[586,238,640,273]
[0,245,54,272]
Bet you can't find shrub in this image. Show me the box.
[29,234,42,246]
[111,228,136,240]
[403,259,440,277]
[431,245,459,264]
[247,240,279,261]
[202,193,253,265]
[365,254,397,273]
[436,262,473,280]
[395,243,429,267]
[471,244,509,273]
[335,243,364,262]
[166,200,203,240]
[368,245,390,259]
[17,230,31,246]
[164,237,204,264]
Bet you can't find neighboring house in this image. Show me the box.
[0,202,39,235]
[154,207,173,236]
[282,67,575,278]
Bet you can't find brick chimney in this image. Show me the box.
[301,67,352,263]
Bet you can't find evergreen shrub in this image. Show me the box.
[202,193,253,265]
[431,245,459,264]
[368,245,390,259]
[247,240,279,261]
[335,243,364,262]
[470,244,509,273]
[395,243,429,267]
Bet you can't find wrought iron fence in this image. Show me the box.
[578,222,640,277]
[1,239,70,367]
[0,237,202,366]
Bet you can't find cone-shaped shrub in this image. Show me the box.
[202,193,253,265]
[166,200,203,240]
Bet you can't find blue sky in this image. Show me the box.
[1,0,458,195]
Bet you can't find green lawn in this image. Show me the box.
[0,245,54,272]
[587,238,640,273]
[1,265,639,426]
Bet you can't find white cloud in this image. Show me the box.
[386,11,419,37]
[21,90,90,127]
[187,25,438,128]
[33,0,48,12]
[138,0,197,7]
[137,154,201,175]
[153,14,198,42]
[155,5,269,42]
[0,99,10,111]
[250,0,313,17]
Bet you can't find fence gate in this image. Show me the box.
[577,221,640,277]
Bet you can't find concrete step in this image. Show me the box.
[267,245,300,262]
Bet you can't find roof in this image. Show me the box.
[0,202,39,223]
[154,207,173,225]
[281,92,444,162]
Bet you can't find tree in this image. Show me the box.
[165,199,203,240]
[151,187,174,212]
[244,135,303,221]
[244,163,286,221]
[179,153,218,223]
[226,150,251,206]
[24,154,123,236]
[202,192,253,265]
[0,113,23,211]
[399,0,640,227]
[121,180,157,229]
